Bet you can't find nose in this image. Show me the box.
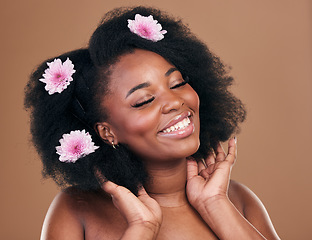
[161,91,184,114]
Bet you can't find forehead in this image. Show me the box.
[108,49,174,92]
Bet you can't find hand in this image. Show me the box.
[186,137,237,211]
[96,173,162,239]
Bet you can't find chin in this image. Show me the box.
[168,139,200,160]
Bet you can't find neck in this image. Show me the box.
[144,159,188,207]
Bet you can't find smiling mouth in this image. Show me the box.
[159,111,192,133]
[161,117,191,133]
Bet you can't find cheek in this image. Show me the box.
[125,114,157,134]
[184,87,200,111]
[113,109,159,142]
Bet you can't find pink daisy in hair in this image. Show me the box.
[56,130,99,163]
[39,58,76,95]
[127,14,167,42]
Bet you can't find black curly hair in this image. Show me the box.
[24,6,246,194]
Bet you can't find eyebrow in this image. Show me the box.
[165,67,178,76]
[125,67,179,98]
[126,82,151,98]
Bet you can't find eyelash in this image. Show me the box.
[170,76,189,89]
[131,77,189,108]
[131,97,155,108]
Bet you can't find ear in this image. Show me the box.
[94,122,118,145]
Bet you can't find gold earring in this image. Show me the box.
[112,141,116,149]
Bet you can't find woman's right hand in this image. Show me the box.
[101,180,162,240]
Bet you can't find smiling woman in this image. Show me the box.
[24,6,280,240]
[96,50,200,163]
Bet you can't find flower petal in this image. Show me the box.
[127,14,167,42]
[56,129,99,163]
[39,58,75,95]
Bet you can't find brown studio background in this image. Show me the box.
[1,0,311,239]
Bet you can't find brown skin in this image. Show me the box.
[96,49,200,163]
[40,50,280,240]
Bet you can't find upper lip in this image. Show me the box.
[159,111,192,132]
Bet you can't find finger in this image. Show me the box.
[186,158,199,181]
[225,137,237,165]
[199,169,210,179]
[101,180,120,195]
[215,142,226,162]
[201,151,215,174]
[137,186,147,196]
[206,151,215,166]
[94,170,129,198]
[94,169,121,199]
[99,179,132,201]
[206,162,215,175]
[137,186,150,199]
[94,169,107,185]
[101,181,144,221]
[198,159,206,173]
[137,187,154,204]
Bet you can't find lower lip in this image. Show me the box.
[157,121,195,139]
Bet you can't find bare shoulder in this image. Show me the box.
[41,187,124,240]
[228,179,271,218]
[47,187,113,218]
[228,180,280,240]
[40,187,86,239]
[228,179,262,212]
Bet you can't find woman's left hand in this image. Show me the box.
[186,137,237,211]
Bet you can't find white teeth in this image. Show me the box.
[162,117,191,133]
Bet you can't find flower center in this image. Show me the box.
[73,144,82,154]
[139,26,151,37]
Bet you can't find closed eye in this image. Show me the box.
[131,97,155,108]
[131,76,189,108]
[170,76,189,89]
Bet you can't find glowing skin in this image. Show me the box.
[100,49,200,163]
[42,50,280,240]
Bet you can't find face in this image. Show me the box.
[100,49,200,163]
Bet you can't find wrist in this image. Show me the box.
[195,194,230,215]
[196,196,267,240]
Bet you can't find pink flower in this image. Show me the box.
[56,130,99,163]
[127,14,167,42]
[39,58,76,95]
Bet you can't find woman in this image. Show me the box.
[25,6,280,240]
